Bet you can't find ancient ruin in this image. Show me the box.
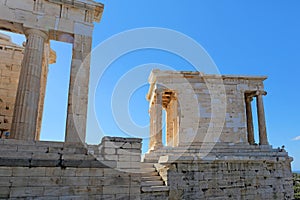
[0,0,103,143]
[143,70,294,199]
[0,33,56,139]
[0,0,294,199]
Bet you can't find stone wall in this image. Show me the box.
[154,146,294,200]
[0,34,23,136]
[0,137,142,199]
[89,137,142,199]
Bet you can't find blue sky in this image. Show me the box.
[2,0,300,170]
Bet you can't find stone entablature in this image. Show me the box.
[146,70,269,150]
[0,0,103,39]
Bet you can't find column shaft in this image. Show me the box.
[65,35,92,144]
[245,97,255,145]
[172,97,179,147]
[257,93,268,145]
[166,104,173,147]
[149,105,155,150]
[153,91,163,150]
[11,29,47,140]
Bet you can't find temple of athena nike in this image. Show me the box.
[0,0,294,199]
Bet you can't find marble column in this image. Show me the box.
[245,96,255,145]
[11,29,48,140]
[149,104,155,150]
[152,90,163,150]
[166,103,173,147]
[256,91,268,145]
[65,35,92,144]
[172,96,179,147]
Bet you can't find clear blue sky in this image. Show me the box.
[2,0,300,170]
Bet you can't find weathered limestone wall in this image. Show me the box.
[166,160,293,200]
[189,75,265,144]
[0,34,23,136]
[90,137,142,198]
[147,70,267,146]
[0,137,142,199]
[154,146,294,200]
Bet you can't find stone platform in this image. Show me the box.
[0,137,142,199]
[143,144,294,200]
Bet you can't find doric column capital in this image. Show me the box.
[24,29,48,40]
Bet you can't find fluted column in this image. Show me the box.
[256,91,268,145]
[166,103,172,147]
[65,35,92,144]
[152,90,163,150]
[245,96,255,145]
[149,104,155,150]
[172,96,179,147]
[11,29,48,140]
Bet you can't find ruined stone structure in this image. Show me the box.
[146,70,269,148]
[143,70,294,199]
[0,0,103,143]
[0,33,23,138]
[0,33,55,139]
[0,0,294,199]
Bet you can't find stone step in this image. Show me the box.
[143,158,159,163]
[141,162,155,168]
[141,180,164,187]
[143,151,288,161]
[141,185,169,193]
[144,149,281,156]
[140,171,159,176]
[142,176,162,181]
[143,145,277,155]
[140,167,156,173]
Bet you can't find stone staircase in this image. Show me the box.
[140,162,169,199]
[142,143,287,163]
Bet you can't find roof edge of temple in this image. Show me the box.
[149,69,268,81]
[46,0,104,23]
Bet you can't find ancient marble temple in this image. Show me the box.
[0,0,104,143]
[0,0,294,199]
